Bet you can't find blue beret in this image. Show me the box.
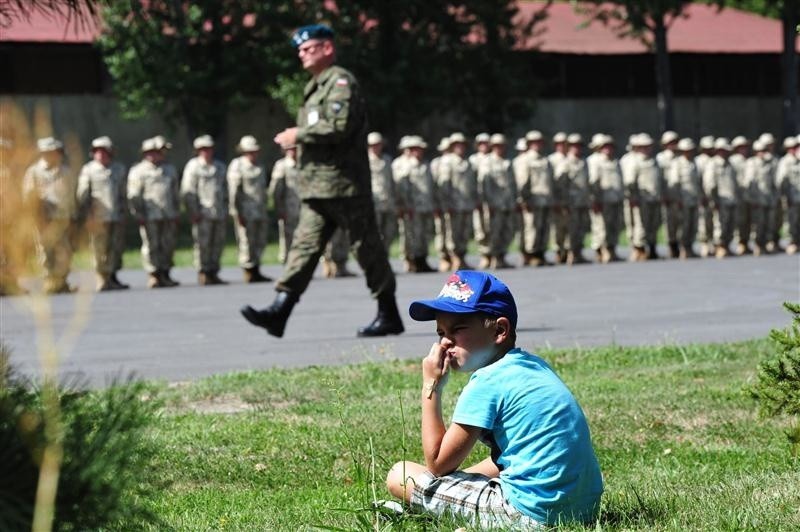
[291,24,335,48]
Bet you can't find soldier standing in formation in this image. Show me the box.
[476,133,516,269]
[181,135,229,285]
[729,136,751,255]
[555,134,591,264]
[269,143,301,266]
[76,136,129,291]
[777,137,800,254]
[624,133,663,261]
[367,132,397,254]
[549,132,570,263]
[240,24,404,338]
[127,136,181,288]
[695,135,716,256]
[437,132,477,271]
[469,132,491,266]
[588,135,624,263]
[759,133,782,252]
[23,137,77,294]
[744,139,774,255]
[430,136,451,271]
[703,138,738,258]
[227,135,272,283]
[657,131,681,257]
[517,130,554,266]
[666,138,702,258]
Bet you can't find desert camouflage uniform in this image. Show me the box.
[394,153,437,263]
[554,153,591,258]
[588,152,625,255]
[438,152,477,260]
[477,152,517,263]
[229,154,269,268]
[127,158,180,274]
[469,151,490,258]
[430,152,449,263]
[369,150,397,252]
[516,149,553,260]
[269,155,301,264]
[695,151,715,250]
[776,150,800,249]
[23,158,76,287]
[666,155,702,253]
[729,151,751,250]
[744,154,774,251]
[182,156,228,274]
[76,159,127,276]
[624,151,663,251]
[703,155,738,250]
[657,149,680,248]
[762,152,782,248]
[619,148,638,242]
[548,150,569,260]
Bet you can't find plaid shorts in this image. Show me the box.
[410,471,543,530]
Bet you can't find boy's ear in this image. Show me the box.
[494,317,511,344]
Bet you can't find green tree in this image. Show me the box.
[579,1,692,134]
[97,0,306,147]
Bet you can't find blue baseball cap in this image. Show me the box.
[291,24,335,48]
[409,271,518,329]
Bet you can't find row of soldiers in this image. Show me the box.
[4,127,798,294]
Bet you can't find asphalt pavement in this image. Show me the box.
[2,250,797,386]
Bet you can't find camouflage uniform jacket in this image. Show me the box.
[23,159,76,220]
[393,155,437,213]
[270,156,301,220]
[478,152,516,210]
[228,155,268,221]
[744,156,775,207]
[369,151,396,214]
[656,149,675,172]
[703,155,738,206]
[588,153,624,204]
[295,65,370,200]
[777,152,800,204]
[469,152,489,174]
[554,154,591,208]
[438,152,477,212]
[623,152,663,202]
[181,156,228,220]
[667,156,703,206]
[127,159,180,221]
[548,151,568,207]
[76,159,127,222]
[517,150,553,208]
[729,152,750,202]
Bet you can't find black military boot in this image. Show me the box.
[647,243,660,260]
[240,291,298,338]
[357,293,405,337]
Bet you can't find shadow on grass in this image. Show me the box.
[597,487,670,529]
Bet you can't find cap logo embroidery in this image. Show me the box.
[438,274,474,303]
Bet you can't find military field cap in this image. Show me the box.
[367,132,383,145]
[632,133,654,147]
[677,138,695,151]
[91,136,113,151]
[474,132,490,144]
[731,135,749,148]
[699,136,715,149]
[588,133,605,149]
[515,138,527,151]
[409,271,518,329]
[752,139,766,152]
[437,137,451,152]
[660,130,679,145]
[567,133,583,144]
[599,134,615,146]
[489,133,507,145]
[714,137,731,151]
[403,135,427,149]
[193,135,215,149]
[141,137,157,152]
[553,132,567,143]
[37,137,63,152]
[525,130,543,142]
[291,24,334,48]
[237,135,261,152]
[152,135,172,151]
[449,132,467,144]
[397,136,411,150]
[758,132,775,145]
[783,136,798,149]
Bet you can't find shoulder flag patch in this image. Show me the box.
[335,78,349,87]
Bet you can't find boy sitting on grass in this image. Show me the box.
[385,271,603,529]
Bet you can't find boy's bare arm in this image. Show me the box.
[421,342,482,476]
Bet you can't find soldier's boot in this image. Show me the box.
[607,247,622,262]
[456,255,474,270]
[244,267,272,283]
[714,245,729,259]
[628,247,642,262]
[197,272,209,286]
[736,242,751,256]
[679,246,698,260]
[414,257,436,273]
[209,271,228,285]
[44,277,75,294]
[110,272,130,290]
[161,270,180,287]
[240,290,299,338]
[668,241,680,259]
[594,248,604,263]
[647,244,660,260]
[567,249,589,265]
[96,273,114,292]
[478,255,491,269]
[786,243,798,255]
[521,252,535,266]
[321,258,334,278]
[493,255,514,269]
[438,257,451,272]
[0,279,27,296]
[752,244,763,257]
[699,243,710,258]
[357,292,405,338]
[403,259,417,273]
[554,250,566,265]
[334,263,356,278]
[147,272,163,289]
[767,241,785,254]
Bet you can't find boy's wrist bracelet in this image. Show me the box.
[424,378,439,399]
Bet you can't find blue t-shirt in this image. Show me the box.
[452,348,603,525]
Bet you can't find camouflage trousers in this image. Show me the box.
[324,227,349,265]
[277,214,300,264]
[88,220,126,275]
[737,204,768,248]
[567,207,591,252]
[769,201,784,245]
[480,209,515,258]
[400,212,434,260]
[664,201,682,243]
[473,209,486,255]
[140,220,177,273]
[551,206,569,253]
[713,204,737,247]
[234,217,268,269]
[520,206,551,255]
[787,204,800,245]
[374,210,397,254]
[630,201,662,248]
[444,211,473,257]
[590,202,624,250]
[697,205,715,244]
[675,205,699,249]
[37,218,74,283]
[192,218,226,272]
[434,214,448,259]
[277,197,396,299]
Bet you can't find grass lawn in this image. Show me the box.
[138,338,799,530]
